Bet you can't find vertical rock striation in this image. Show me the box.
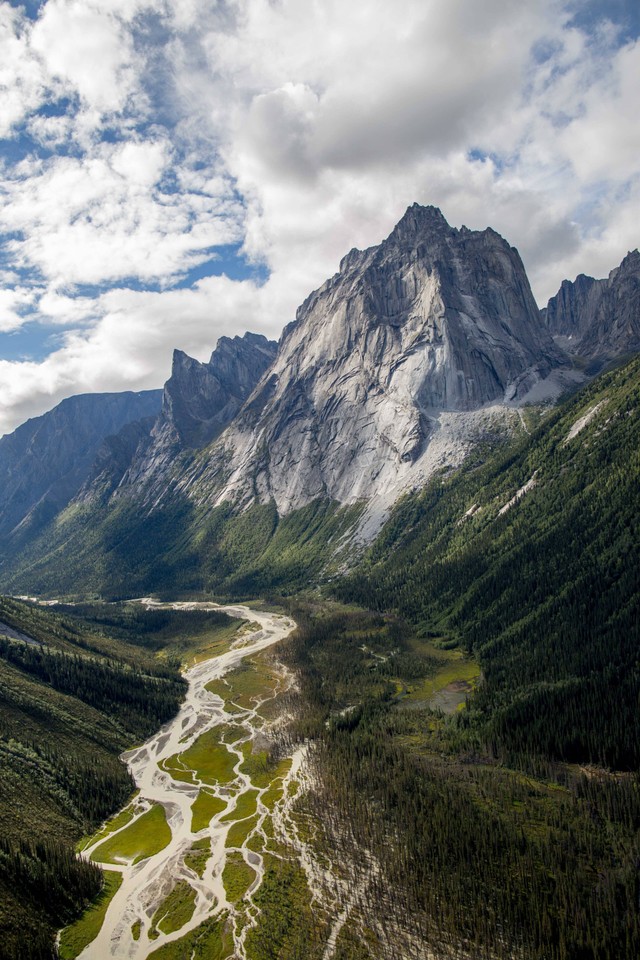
[542,250,640,363]
[207,204,565,514]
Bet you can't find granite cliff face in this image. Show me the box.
[542,250,640,363]
[81,332,277,502]
[164,332,279,448]
[0,390,162,536]
[185,205,565,516]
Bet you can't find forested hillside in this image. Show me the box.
[0,491,362,601]
[0,599,236,960]
[280,602,640,960]
[338,354,640,770]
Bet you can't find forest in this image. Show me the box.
[279,602,640,959]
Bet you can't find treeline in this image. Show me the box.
[0,836,101,960]
[0,637,185,737]
[281,606,640,960]
[337,355,640,769]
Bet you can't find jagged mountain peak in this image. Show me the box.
[82,329,279,502]
[162,332,277,447]
[389,202,449,238]
[609,248,640,281]
[207,203,568,521]
[542,249,640,362]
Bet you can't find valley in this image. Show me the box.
[0,203,638,959]
[61,602,302,959]
[57,598,480,960]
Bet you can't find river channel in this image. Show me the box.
[75,602,298,959]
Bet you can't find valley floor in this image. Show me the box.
[59,603,343,960]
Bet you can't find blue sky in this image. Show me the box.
[0,0,638,433]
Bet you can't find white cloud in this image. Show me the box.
[0,0,639,435]
[30,0,139,115]
[0,140,243,287]
[0,273,283,433]
[0,287,36,332]
[0,4,49,137]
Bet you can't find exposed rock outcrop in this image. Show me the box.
[80,332,278,502]
[542,250,640,364]
[187,204,565,515]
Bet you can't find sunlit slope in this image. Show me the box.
[339,355,640,767]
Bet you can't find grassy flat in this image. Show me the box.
[222,853,256,903]
[400,652,480,709]
[260,781,284,812]
[241,753,292,790]
[159,754,196,785]
[220,788,259,823]
[226,814,260,849]
[178,729,238,786]
[85,798,139,849]
[58,871,122,960]
[92,804,171,866]
[206,657,280,711]
[150,880,197,936]
[184,839,211,878]
[191,790,227,832]
[147,912,233,960]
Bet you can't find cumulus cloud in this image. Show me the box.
[0,5,49,137]
[30,1,139,115]
[0,0,639,434]
[0,140,243,287]
[0,287,36,332]
[0,273,285,431]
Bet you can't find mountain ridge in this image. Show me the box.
[0,204,638,597]
[542,248,640,363]
[0,390,162,539]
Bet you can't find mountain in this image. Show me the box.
[171,205,570,523]
[0,390,162,538]
[542,249,640,365]
[79,332,277,504]
[339,351,640,767]
[0,205,637,599]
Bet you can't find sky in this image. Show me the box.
[0,0,638,435]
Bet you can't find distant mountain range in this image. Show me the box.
[0,390,162,539]
[0,204,637,596]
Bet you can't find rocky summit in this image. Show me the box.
[177,205,570,518]
[542,249,640,365]
[79,332,277,504]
